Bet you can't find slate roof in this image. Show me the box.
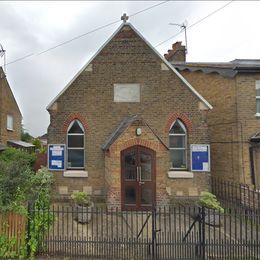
[101,115,138,151]
[172,59,260,78]
[7,140,35,148]
[101,115,168,151]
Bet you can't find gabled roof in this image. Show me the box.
[172,59,260,78]
[101,115,168,151]
[47,22,212,110]
[101,115,138,151]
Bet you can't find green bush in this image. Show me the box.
[29,167,54,207]
[199,192,224,213]
[0,160,33,213]
[0,147,36,168]
[0,235,17,258]
[32,139,41,151]
[0,150,54,258]
[27,167,54,258]
[71,191,91,206]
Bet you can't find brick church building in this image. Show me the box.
[47,20,212,209]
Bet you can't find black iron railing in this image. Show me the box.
[28,204,260,259]
[212,177,260,212]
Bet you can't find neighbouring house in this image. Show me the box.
[0,67,22,149]
[47,20,213,209]
[166,42,260,188]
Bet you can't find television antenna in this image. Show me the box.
[0,44,6,72]
[169,20,188,54]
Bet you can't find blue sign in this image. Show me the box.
[48,144,65,171]
[191,144,210,172]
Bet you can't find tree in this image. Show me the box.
[21,127,33,142]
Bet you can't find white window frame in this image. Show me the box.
[256,81,260,116]
[67,120,85,170]
[7,114,14,131]
[169,119,187,170]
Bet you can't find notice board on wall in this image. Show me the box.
[48,144,65,171]
[191,144,210,172]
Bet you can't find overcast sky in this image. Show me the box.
[1,1,260,137]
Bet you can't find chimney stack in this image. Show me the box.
[164,41,186,62]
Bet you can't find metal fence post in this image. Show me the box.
[196,206,206,259]
[27,201,31,257]
[151,207,157,260]
[201,206,206,260]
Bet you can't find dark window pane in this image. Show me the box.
[68,135,84,148]
[256,87,260,96]
[169,120,185,134]
[125,187,136,205]
[68,149,84,168]
[141,188,152,205]
[125,152,136,180]
[257,99,260,113]
[68,120,84,133]
[140,153,151,180]
[170,150,186,168]
[169,136,185,148]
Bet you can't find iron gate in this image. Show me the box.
[28,204,260,259]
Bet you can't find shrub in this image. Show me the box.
[0,147,36,168]
[0,160,33,213]
[32,139,42,151]
[0,159,54,258]
[27,167,54,258]
[199,192,224,213]
[0,235,17,258]
[29,167,54,207]
[71,191,91,206]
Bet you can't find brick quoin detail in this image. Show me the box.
[165,112,192,133]
[63,112,89,132]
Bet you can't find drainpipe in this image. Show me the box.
[249,146,256,186]
[234,75,246,183]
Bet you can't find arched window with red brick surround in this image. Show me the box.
[67,120,85,169]
[169,119,187,170]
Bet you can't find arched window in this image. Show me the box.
[169,119,187,169]
[67,120,85,169]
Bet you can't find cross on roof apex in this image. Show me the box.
[121,13,129,23]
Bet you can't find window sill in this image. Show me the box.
[168,171,194,179]
[255,113,260,117]
[7,128,14,132]
[63,170,88,178]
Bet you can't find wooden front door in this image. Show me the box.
[121,145,155,210]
